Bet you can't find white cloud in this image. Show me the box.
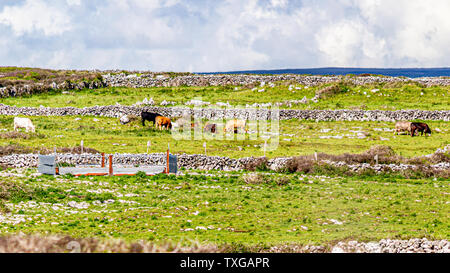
[315,20,387,67]
[0,0,71,36]
[0,0,449,71]
[66,0,81,6]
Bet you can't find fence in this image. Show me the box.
[38,149,177,176]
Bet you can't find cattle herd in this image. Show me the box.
[140,111,247,133]
[394,121,432,137]
[141,111,432,137]
[11,112,433,138]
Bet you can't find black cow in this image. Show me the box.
[410,122,431,137]
[141,111,162,127]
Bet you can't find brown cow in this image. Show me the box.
[394,121,412,135]
[224,119,246,133]
[155,116,172,130]
[410,122,431,137]
[204,123,217,133]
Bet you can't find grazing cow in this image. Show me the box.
[13,117,35,133]
[141,111,162,127]
[155,116,172,130]
[394,121,412,135]
[224,119,246,133]
[191,122,201,128]
[410,122,431,137]
[204,123,217,133]
[174,117,191,130]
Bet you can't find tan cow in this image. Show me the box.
[224,119,246,133]
[155,116,172,130]
[394,121,412,135]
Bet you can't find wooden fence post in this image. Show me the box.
[101,153,105,168]
[108,155,113,176]
[166,148,170,174]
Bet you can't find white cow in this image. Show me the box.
[14,117,35,133]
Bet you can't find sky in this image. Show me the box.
[0,0,449,72]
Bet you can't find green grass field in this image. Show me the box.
[0,75,449,252]
[0,115,448,158]
[0,170,448,248]
[1,83,448,110]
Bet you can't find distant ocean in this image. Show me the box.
[198,67,450,78]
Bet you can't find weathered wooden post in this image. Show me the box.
[54,147,58,174]
[203,142,207,156]
[166,143,170,174]
[108,155,113,176]
[147,140,151,154]
[80,140,84,154]
[374,154,379,165]
[101,153,105,168]
[314,152,318,162]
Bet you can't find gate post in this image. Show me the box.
[166,148,170,174]
[101,153,105,168]
[108,155,113,176]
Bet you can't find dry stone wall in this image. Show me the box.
[1,104,448,121]
[1,153,448,172]
[0,80,106,98]
[103,73,450,87]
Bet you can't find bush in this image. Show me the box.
[0,145,33,155]
[0,181,34,203]
[286,158,316,174]
[274,176,290,186]
[315,81,353,98]
[429,152,450,163]
[241,173,269,184]
[400,166,450,179]
[0,234,221,253]
[244,157,269,171]
[0,131,30,139]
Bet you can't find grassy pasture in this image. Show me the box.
[1,84,449,110]
[0,116,448,158]
[0,170,448,247]
[0,75,449,251]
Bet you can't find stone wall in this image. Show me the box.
[0,79,106,98]
[1,152,448,172]
[1,104,449,121]
[103,73,450,87]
